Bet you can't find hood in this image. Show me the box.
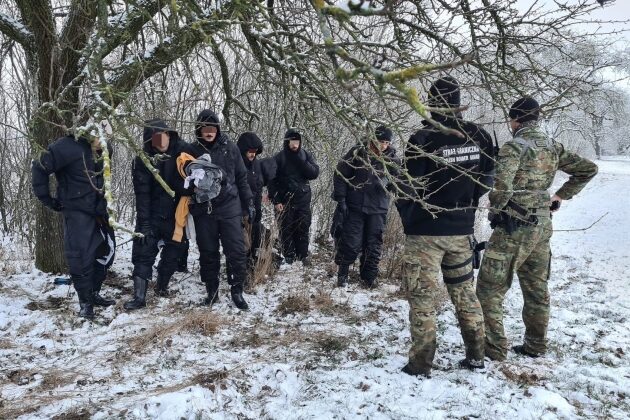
[195,109,222,146]
[142,118,179,154]
[283,128,302,152]
[237,132,263,156]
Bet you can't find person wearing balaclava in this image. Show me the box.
[476,97,597,362]
[268,128,319,265]
[187,109,254,310]
[398,76,496,377]
[124,119,193,311]
[332,125,400,289]
[32,120,116,320]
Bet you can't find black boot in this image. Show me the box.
[401,362,431,378]
[92,279,116,307]
[92,292,116,307]
[512,345,541,358]
[203,279,220,306]
[154,273,170,297]
[77,289,94,320]
[230,284,249,310]
[337,264,349,287]
[124,276,148,310]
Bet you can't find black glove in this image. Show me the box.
[297,148,307,162]
[42,196,63,212]
[550,200,561,211]
[189,201,210,217]
[247,200,256,222]
[337,200,348,216]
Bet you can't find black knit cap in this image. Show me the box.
[428,76,461,108]
[284,128,302,142]
[375,125,392,142]
[509,97,540,123]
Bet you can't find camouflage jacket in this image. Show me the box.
[490,123,598,215]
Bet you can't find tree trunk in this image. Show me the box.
[32,111,68,273]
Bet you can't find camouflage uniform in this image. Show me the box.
[403,235,485,375]
[476,122,598,360]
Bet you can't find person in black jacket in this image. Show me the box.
[236,132,276,266]
[32,129,116,319]
[124,119,192,310]
[188,109,254,310]
[333,126,399,288]
[398,76,495,377]
[268,129,319,265]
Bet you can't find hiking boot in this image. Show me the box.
[300,256,312,267]
[230,284,249,310]
[401,362,431,378]
[124,276,148,310]
[458,358,485,370]
[337,275,348,287]
[512,345,541,358]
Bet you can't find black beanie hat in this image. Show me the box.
[428,76,461,108]
[375,125,393,142]
[284,128,302,142]
[509,97,540,123]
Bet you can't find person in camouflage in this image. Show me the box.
[476,97,598,360]
[398,77,496,377]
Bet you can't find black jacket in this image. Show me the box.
[132,119,191,227]
[32,135,108,217]
[333,145,400,215]
[398,116,495,235]
[188,109,253,218]
[268,141,319,206]
[236,132,276,215]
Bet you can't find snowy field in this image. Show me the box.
[0,158,628,419]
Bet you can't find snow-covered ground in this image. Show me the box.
[1,158,628,419]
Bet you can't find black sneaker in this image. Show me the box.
[458,358,485,370]
[512,345,541,358]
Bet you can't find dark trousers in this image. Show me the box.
[62,210,115,295]
[194,214,247,287]
[334,211,386,282]
[132,218,187,281]
[278,203,311,260]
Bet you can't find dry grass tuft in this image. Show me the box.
[499,365,543,385]
[127,311,220,351]
[314,333,349,353]
[38,368,81,391]
[25,296,67,311]
[277,294,310,315]
[51,407,90,420]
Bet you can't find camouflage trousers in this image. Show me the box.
[403,235,485,374]
[476,216,552,360]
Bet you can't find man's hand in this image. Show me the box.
[275,203,284,212]
[338,200,348,216]
[49,198,63,212]
[136,223,153,245]
[247,200,256,222]
[550,194,562,212]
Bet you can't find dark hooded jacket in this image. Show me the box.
[236,132,276,215]
[132,119,191,227]
[32,135,108,217]
[188,109,253,218]
[399,114,495,236]
[333,144,400,215]
[268,137,319,206]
